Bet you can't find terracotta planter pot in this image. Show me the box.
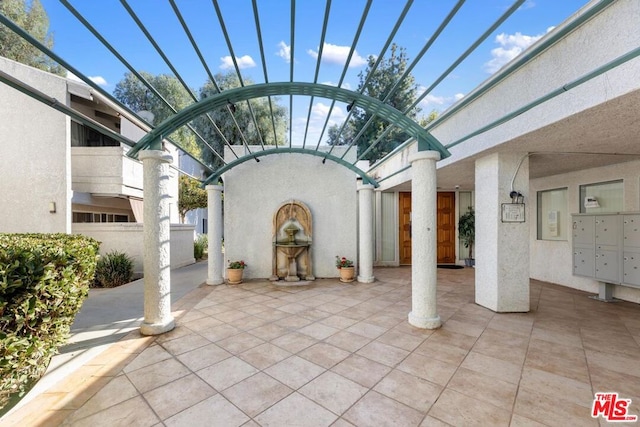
[338,266,355,283]
[227,268,244,284]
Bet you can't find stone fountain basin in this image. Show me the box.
[275,242,309,258]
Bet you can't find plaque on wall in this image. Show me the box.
[501,203,525,223]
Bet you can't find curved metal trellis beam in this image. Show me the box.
[128,82,448,158]
[202,148,379,187]
[127,83,449,183]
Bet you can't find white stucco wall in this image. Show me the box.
[223,147,358,279]
[73,223,196,277]
[71,146,144,198]
[530,159,640,303]
[0,57,71,233]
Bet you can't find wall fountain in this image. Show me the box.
[271,200,314,282]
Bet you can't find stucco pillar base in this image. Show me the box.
[408,312,442,329]
[357,275,375,283]
[206,278,224,285]
[140,318,175,336]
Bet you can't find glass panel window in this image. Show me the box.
[73,211,129,223]
[380,192,396,262]
[70,121,119,147]
[72,212,93,223]
[579,180,623,214]
[537,188,567,241]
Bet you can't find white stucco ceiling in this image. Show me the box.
[428,87,640,192]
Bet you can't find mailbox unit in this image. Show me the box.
[572,213,640,300]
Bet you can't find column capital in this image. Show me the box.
[357,182,375,192]
[139,149,173,163]
[205,184,224,192]
[409,150,440,164]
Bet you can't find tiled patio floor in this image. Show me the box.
[4,267,640,426]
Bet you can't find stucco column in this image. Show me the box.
[139,150,175,336]
[206,184,224,285]
[357,183,375,283]
[475,152,530,312]
[408,151,441,329]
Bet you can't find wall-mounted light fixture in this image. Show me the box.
[49,202,56,213]
[509,191,524,204]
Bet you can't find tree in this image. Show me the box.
[0,0,64,75]
[195,72,288,169]
[326,122,356,147]
[419,109,439,127]
[327,44,420,163]
[113,71,200,157]
[178,175,207,223]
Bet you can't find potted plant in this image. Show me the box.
[227,260,246,284]
[458,207,475,267]
[336,256,355,283]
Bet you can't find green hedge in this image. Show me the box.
[0,233,100,415]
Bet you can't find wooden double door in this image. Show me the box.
[399,192,456,265]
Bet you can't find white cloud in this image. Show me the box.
[66,72,108,86]
[220,55,256,70]
[291,101,347,145]
[89,76,108,86]
[307,43,368,67]
[320,81,352,90]
[276,41,291,63]
[483,30,551,73]
[416,87,465,111]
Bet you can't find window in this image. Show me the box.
[537,188,568,241]
[579,180,623,214]
[73,212,129,223]
[71,121,119,147]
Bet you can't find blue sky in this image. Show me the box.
[39,0,590,145]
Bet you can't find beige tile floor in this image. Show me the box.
[4,267,640,426]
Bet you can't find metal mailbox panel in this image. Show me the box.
[595,216,620,247]
[595,249,619,283]
[573,248,595,277]
[572,216,595,245]
[623,252,640,286]
[623,215,640,248]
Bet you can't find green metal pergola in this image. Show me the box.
[1,0,621,185]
